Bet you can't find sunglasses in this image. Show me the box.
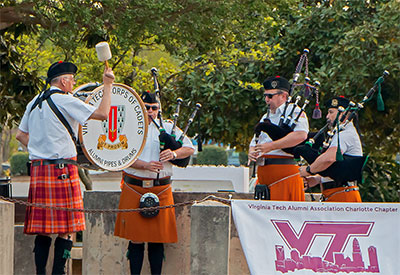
[264,91,283,99]
[145,105,159,111]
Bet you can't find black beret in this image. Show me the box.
[263,76,290,93]
[141,91,158,104]
[47,61,77,82]
[326,96,350,109]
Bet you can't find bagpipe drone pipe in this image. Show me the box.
[254,49,323,155]
[293,70,390,183]
[150,68,202,168]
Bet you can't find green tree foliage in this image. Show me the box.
[361,156,400,202]
[196,145,228,166]
[1,0,399,200]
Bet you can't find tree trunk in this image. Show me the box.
[2,127,11,161]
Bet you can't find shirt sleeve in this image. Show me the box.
[58,95,97,125]
[292,109,309,133]
[329,132,349,153]
[19,108,30,133]
[18,96,38,133]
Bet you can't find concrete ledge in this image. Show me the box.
[0,200,14,275]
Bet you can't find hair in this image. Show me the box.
[50,76,63,85]
[281,90,289,100]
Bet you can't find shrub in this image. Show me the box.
[10,152,29,176]
[360,156,400,202]
[239,151,248,166]
[196,145,228,166]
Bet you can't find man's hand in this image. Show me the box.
[303,175,321,190]
[103,67,115,85]
[248,147,259,162]
[146,161,163,173]
[255,142,275,155]
[159,149,175,162]
[299,165,309,178]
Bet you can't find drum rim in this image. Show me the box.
[72,82,101,94]
[78,83,149,171]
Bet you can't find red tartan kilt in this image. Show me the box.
[24,158,85,234]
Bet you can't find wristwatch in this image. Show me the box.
[172,151,177,160]
[306,165,316,175]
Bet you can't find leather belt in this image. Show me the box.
[322,180,356,190]
[261,158,296,166]
[31,159,78,168]
[123,175,171,187]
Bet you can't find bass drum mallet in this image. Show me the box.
[95,41,112,68]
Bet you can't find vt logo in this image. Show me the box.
[271,220,379,273]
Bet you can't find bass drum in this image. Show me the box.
[73,83,102,170]
[73,83,148,171]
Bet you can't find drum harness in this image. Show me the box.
[28,89,79,177]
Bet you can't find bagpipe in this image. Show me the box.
[254,49,322,155]
[150,67,202,168]
[293,70,390,183]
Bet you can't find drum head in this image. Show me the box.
[78,83,148,171]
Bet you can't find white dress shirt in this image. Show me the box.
[124,119,194,179]
[19,87,96,160]
[249,102,309,157]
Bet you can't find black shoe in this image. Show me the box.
[148,242,164,275]
[127,242,145,275]
[51,237,72,275]
[33,235,52,275]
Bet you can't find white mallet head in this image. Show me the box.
[95,42,112,63]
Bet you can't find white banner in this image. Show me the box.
[232,200,400,275]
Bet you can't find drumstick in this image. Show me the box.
[95,42,112,69]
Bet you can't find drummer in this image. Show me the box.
[16,61,114,274]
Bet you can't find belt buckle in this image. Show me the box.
[57,163,65,169]
[143,180,153,188]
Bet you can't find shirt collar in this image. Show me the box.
[275,102,286,115]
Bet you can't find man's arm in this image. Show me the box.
[16,129,29,147]
[255,131,307,155]
[299,146,337,177]
[159,147,194,162]
[89,67,115,120]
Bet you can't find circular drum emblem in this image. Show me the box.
[79,83,148,171]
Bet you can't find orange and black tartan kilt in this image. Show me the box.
[24,158,85,235]
[114,176,177,243]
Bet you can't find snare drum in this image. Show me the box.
[74,83,148,171]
